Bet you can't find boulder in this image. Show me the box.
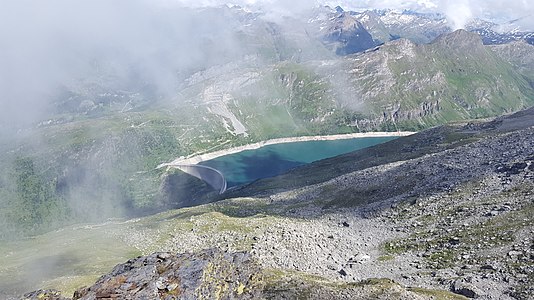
[21,289,69,300]
[451,280,484,298]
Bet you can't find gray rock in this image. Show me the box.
[452,280,484,298]
[21,290,69,300]
[72,249,263,300]
[352,253,371,264]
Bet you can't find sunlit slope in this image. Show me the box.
[5,106,534,299]
[0,206,466,300]
[491,40,534,81]
[311,30,534,131]
[1,27,534,240]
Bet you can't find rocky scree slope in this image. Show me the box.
[19,106,534,300]
[219,107,534,299]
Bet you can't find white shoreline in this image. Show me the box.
[159,131,415,167]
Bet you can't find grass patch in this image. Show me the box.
[0,222,141,298]
[377,255,395,262]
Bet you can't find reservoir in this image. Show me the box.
[199,136,397,188]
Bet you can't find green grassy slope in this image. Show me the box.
[1,28,534,240]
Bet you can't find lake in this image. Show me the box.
[199,136,397,188]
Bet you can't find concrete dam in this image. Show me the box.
[159,163,227,194]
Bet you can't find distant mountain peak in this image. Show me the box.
[320,11,378,55]
[434,29,483,48]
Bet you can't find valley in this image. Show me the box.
[1,2,534,300]
[7,107,534,300]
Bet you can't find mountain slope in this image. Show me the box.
[466,19,534,45]
[7,106,534,300]
[358,9,450,44]
[2,7,534,241]
[309,29,534,131]
[491,40,534,81]
[318,10,378,55]
[21,250,466,300]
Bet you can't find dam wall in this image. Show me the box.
[166,164,227,194]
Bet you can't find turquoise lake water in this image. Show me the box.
[199,136,397,187]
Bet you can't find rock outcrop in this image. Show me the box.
[24,249,262,300]
[74,250,262,300]
[22,249,464,300]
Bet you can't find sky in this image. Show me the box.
[0,0,532,132]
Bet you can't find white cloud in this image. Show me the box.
[146,0,534,30]
[0,0,532,131]
[439,0,473,29]
[0,0,249,128]
[437,0,533,30]
[322,0,533,30]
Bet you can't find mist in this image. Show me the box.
[0,0,248,131]
[0,0,244,245]
[0,0,335,229]
[1,0,532,227]
[2,0,531,132]
[1,1,534,298]
[323,0,534,30]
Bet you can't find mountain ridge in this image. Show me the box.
[2,23,534,240]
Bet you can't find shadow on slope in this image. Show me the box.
[213,106,534,219]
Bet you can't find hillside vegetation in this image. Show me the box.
[6,106,534,300]
[1,7,534,241]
